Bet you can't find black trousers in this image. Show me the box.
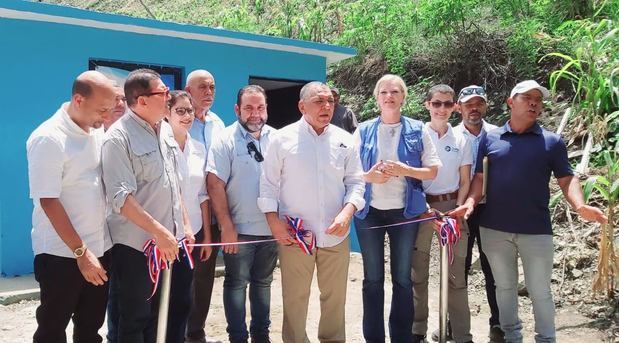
[186,225,221,340]
[33,251,111,343]
[109,243,194,343]
[112,244,158,343]
[464,204,500,327]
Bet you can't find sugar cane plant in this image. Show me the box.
[583,152,619,298]
[543,10,619,298]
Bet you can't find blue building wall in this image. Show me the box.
[0,1,358,276]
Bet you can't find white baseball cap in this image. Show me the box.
[510,80,550,99]
[458,85,487,103]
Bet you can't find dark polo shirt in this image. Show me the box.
[475,122,573,235]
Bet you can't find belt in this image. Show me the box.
[426,191,458,203]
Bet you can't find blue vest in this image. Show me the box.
[356,116,427,219]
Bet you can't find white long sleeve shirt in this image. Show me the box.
[258,118,366,248]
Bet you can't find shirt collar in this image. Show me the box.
[502,121,542,135]
[457,119,492,138]
[426,122,454,139]
[237,121,272,141]
[300,116,330,137]
[196,110,217,123]
[128,109,158,135]
[59,102,91,136]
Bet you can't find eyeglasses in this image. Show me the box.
[458,86,486,98]
[138,87,170,99]
[173,107,195,116]
[247,142,264,162]
[430,101,455,109]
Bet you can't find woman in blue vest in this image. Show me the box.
[353,74,441,343]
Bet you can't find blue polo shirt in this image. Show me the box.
[475,122,573,235]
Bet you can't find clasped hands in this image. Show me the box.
[365,160,409,183]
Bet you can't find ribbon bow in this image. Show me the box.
[439,216,461,265]
[142,237,195,299]
[285,216,315,255]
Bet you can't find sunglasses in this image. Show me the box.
[247,142,264,162]
[429,100,455,109]
[173,107,195,116]
[458,86,486,98]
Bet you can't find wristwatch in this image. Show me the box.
[73,244,87,258]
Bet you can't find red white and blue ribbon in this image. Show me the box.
[189,239,278,247]
[285,216,315,255]
[439,217,461,265]
[142,237,195,299]
[362,214,440,230]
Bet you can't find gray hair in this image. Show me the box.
[300,81,330,101]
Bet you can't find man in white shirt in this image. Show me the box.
[207,85,277,343]
[454,85,503,342]
[184,69,226,343]
[412,85,474,343]
[27,70,116,343]
[258,82,366,343]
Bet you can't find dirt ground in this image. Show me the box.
[0,251,615,343]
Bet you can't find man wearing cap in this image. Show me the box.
[330,87,358,134]
[454,86,503,342]
[452,80,607,342]
[412,84,474,343]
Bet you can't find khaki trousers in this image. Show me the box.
[278,237,350,343]
[411,199,472,342]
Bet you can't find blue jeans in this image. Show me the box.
[354,207,419,343]
[223,234,278,342]
[481,227,555,343]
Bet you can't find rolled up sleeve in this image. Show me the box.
[101,136,137,213]
[258,135,281,213]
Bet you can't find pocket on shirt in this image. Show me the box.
[135,150,163,182]
[329,148,347,170]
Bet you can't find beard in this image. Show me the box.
[464,112,483,126]
[240,118,266,133]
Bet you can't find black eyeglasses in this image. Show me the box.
[173,107,195,116]
[247,142,264,162]
[458,86,486,98]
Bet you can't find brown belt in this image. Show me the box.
[426,191,458,203]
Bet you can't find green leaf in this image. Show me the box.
[583,176,598,202]
[611,179,619,201]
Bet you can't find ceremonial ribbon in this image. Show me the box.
[362,214,440,230]
[142,237,195,299]
[189,238,279,247]
[285,216,315,255]
[439,216,460,265]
